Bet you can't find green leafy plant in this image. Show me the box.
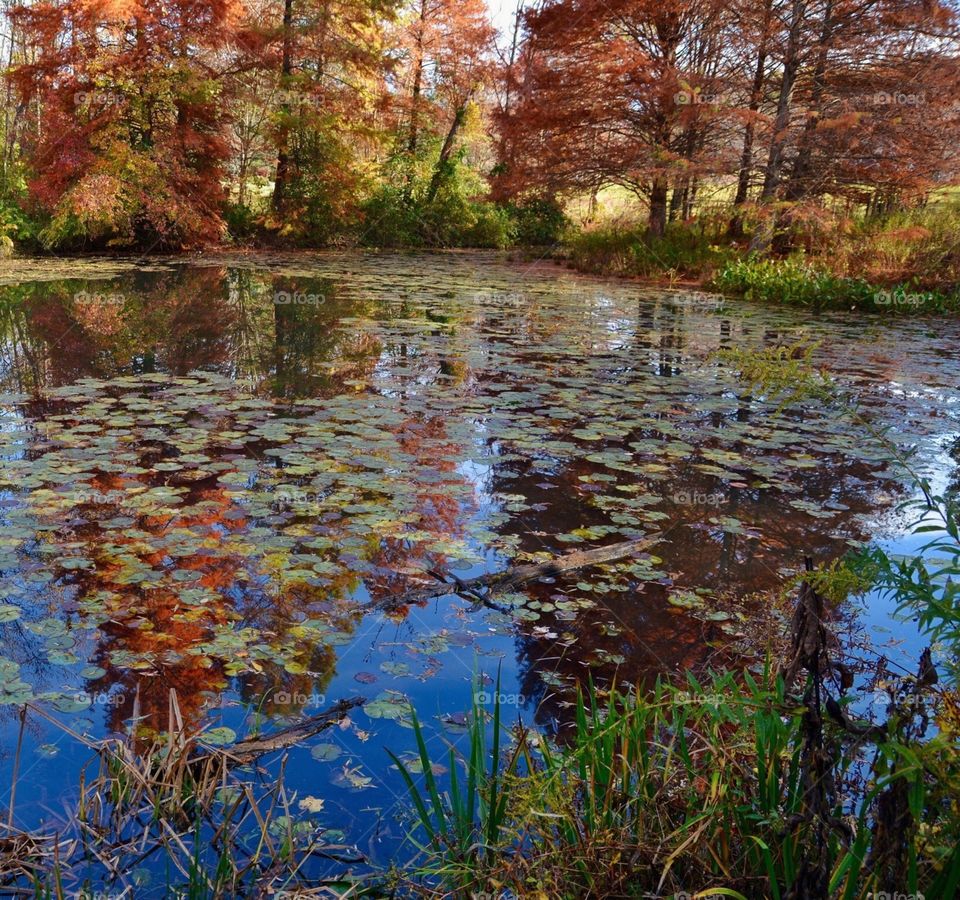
[388,674,520,890]
[710,256,960,312]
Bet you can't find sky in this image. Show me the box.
[489,0,523,42]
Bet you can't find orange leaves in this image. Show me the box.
[80,0,140,19]
[12,0,238,249]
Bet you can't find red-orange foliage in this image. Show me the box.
[497,0,960,234]
[496,0,741,232]
[9,0,242,248]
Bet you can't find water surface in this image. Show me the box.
[0,251,956,883]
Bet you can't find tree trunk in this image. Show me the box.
[684,177,698,220]
[369,536,660,613]
[760,0,807,203]
[494,4,524,183]
[1,9,16,196]
[272,0,294,215]
[669,182,687,223]
[426,94,471,203]
[784,0,834,203]
[406,0,427,164]
[750,0,808,252]
[728,0,773,238]
[773,0,834,253]
[648,178,668,237]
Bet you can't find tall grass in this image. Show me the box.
[388,674,522,891]
[567,222,736,280]
[391,666,959,899]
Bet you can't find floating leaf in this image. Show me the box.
[311,743,343,762]
[202,727,237,746]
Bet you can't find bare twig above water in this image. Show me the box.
[369,535,660,613]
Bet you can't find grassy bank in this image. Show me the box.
[564,205,960,313]
[710,258,960,313]
[394,665,960,899]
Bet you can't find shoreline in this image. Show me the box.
[3,248,956,316]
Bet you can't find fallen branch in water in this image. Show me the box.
[214,697,363,764]
[369,535,660,613]
[27,694,363,768]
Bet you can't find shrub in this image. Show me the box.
[0,186,43,254]
[223,202,259,244]
[506,197,569,246]
[359,184,425,248]
[838,202,960,292]
[359,182,516,249]
[464,203,516,248]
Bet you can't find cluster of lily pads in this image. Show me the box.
[0,254,955,723]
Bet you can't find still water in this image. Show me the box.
[0,251,956,884]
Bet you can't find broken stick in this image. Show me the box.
[214,697,363,764]
[369,535,659,613]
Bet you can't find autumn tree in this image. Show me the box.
[388,0,494,196]
[262,0,395,235]
[501,0,960,239]
[8,0,242,249]
[789,2,960,195]
[739,0,960,248]
[498,0,744,235]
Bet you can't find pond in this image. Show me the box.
[0,251,957,891]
